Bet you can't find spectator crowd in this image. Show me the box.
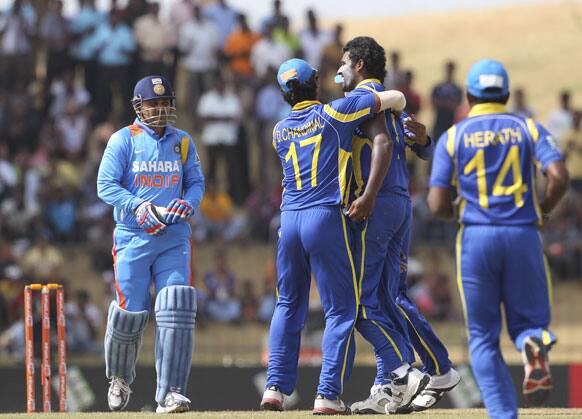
[0,0,580,358]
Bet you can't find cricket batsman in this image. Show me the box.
[336,36,459,414]
[260,58,415,414]
[97,75,205,413]
[428,59,569,418]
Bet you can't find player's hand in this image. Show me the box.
[347,194,375,222]
[164,198,193,225]
[401,113,429,146]
[135,201,167,235]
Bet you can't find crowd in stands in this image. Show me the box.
[0,0,580,358]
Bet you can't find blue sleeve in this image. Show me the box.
[429,132,455,189]
[122,26,136,53]
[533,122,563,172]
[323,93,375,132]
[182,136,205,210]
[97,130,144,214]
[409,136,434,160]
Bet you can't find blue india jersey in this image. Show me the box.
[429,103,563,225]
[273,95,375,211]
[348,79,434,198]
[97,119,205,229]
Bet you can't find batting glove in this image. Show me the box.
[135,201,167,235]
[164,198,193,225]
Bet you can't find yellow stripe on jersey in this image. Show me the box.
[359,85,377,93]
[397,305,441,375]
[324,104,371,123]
[390,113,400,144]
[370,320,403,361]
[339,209,360,393]
[446,126,456,158]
[468,103,508,117]
[356,78,382,89]
[292,100,322,111]
[456,225,469,337]
[543,254,553,306]
[338,148,352,204]
[180,137,189,164]
[526,118,540,142]
[358,222,369,318]
[352,136,372,198]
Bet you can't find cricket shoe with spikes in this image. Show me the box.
[350,384,392,414]
[108,377,132,411]
[410,367,461,412]
[261,385,284,411]
[313,394,350,415]
[156,392,191,413]
[522,336,552,405]
[385,367,430,414]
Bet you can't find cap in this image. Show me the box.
[132,75,175,103]
[277,58,316,93]
[465,59,509,100]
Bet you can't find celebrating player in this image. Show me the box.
[260,58,408,414]
[428,59,569,419]
[97,75,205,413]
[336,36,459,414]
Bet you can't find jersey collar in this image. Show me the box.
[468,103,508,117]
[292,100,322,112]
[134,118,175,140]
[355,78,382,89]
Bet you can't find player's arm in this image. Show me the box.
[532,121,570,218]
[372,90,406,113]
[347,113,393,222]
[96,132,144,214]
[540,161,569,217]
[427,131,456,220]
[401,113,434,160]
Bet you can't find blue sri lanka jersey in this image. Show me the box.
[97,119,205,229]
[348,79,434,199]
[430,103,563,226]
[273,94,375,211]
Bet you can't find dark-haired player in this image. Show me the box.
[260,58,420,414]
[337,36,457,414]
[97,75,204,413]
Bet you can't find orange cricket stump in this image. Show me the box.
[24,283,67,413]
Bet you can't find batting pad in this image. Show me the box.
[154,285,197,403]
[105,301,149,384]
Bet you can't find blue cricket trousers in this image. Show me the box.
[457,224,555,419]
[266,206,358,399]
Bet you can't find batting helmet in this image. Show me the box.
[131,75,177,127]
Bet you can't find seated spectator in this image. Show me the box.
[204,250,241,323]
[240,279,258,322]
[65,289,102,353]
[562,110,582,193]
[244,184,282,241]
[193,179,247,242]
[257,259,277,323]
[409,253,452,320]
[509,87,535,118]
[55,100,89,161]
[49,70,91,119]
[20,232,65,281]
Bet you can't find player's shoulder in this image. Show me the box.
[172,127,193,141]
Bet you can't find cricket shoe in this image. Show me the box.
[350,384,392,414]
[385,368,430,414]
[156,392,191,413]
[410,367,461,412]
[313,394,350,415]
[108,377,132,411]
[261,385,284,411]
[522,336,552,405]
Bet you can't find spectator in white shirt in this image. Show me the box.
[251,22,291,79]
[197,74,242,188]
[548,90,574,144]
[179,4,221,116]
[133,2,177,78]
[298,9,332,69]
[55,100,89,161]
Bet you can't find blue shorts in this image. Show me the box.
[113,223,193,312]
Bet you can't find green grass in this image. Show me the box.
[2,409,582,418]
